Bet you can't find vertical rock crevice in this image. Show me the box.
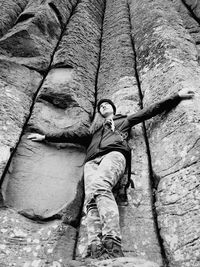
[181,0,200,23]
[0,0,105,265]
[128,0,200,266]
[0,0,79,190]
[2,0,105,223]
[91,0,107,121]
[76,0,163,265]
[48,2,64,28]
[127,4,169,266]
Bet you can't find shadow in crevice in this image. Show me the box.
[48,2,64,28]
[181,0,200,24]
[0,0,80,192]
[127,2,168,266]
[15,13,35,24]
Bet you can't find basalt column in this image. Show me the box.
[0,0,76,181]
[129,0,200,266]
[2,0,105,221]
[0,0,50,183]
[0,0,105,266]
[0,0,73,71]
[76,0,163,265]
[170,0,200,62]
[0,62,42,185]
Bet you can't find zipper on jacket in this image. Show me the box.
[98,127,104,149]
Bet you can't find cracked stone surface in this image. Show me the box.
[77,0,162,265]
[0,208,77,267]
[0,59,42,179]
[129,0,200,266]
[68,257,160,267]
[0,0,29,38]
[2,0,105,220]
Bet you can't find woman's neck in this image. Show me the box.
[104,114,114,120]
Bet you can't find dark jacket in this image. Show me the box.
[45,93,181,164]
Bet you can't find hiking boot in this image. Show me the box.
[103,238,124,258]
[85,242,107,259]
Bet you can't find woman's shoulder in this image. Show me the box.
[113,114,127,120]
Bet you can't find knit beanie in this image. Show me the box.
[97,99,116,114]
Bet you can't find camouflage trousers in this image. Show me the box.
[84,151,126,246]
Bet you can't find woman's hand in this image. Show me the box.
[27,133,45,142]
[178,89,195,99]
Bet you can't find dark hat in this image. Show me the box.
[97,99,116,114]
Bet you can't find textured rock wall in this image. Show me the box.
[0,0,29,38]
[3,0,104,220]
[0,0,200,267]
[91,0,163,264]
[170,0,200,61]
[76,0,163,261]
[129,0,200,266]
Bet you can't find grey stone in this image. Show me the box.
[68,257,160,267]
[2,0,105,221]
[0,59,42,180]
[183,0,200,18]
[48,0,79,26]
[129,0,200,266]
[77,0,162,264]
[0,0,62,71]
[1,0,200,266]
[52,0,105,109]
[2,134,86,219]
[170,0,200,62]
[0,208,77,267]
[0,0,29,38]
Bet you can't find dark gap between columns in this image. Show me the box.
[91,0,107,122]
[0,0,80,195]
[127,2,169,266]
[181,0,200,25]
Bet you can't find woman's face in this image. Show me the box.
[99,102,114,118]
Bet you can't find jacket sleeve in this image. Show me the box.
[127,93,181,127]
[44,123,92,147]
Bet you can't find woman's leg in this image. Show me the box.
[84,158,102,247]
[94,152,126,243]
[84,152,126,258]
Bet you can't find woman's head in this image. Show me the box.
[97,99,116,117]
[89,99,116,134]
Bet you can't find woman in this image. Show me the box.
[28,89,194,260]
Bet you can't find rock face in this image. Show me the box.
[129,1,200,267]
[0,60,42,180]
[0,0,200,267]
[0,0,29,38]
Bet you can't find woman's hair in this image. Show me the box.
[89,112,105,134]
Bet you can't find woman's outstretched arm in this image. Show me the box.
[127,89,194,127]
